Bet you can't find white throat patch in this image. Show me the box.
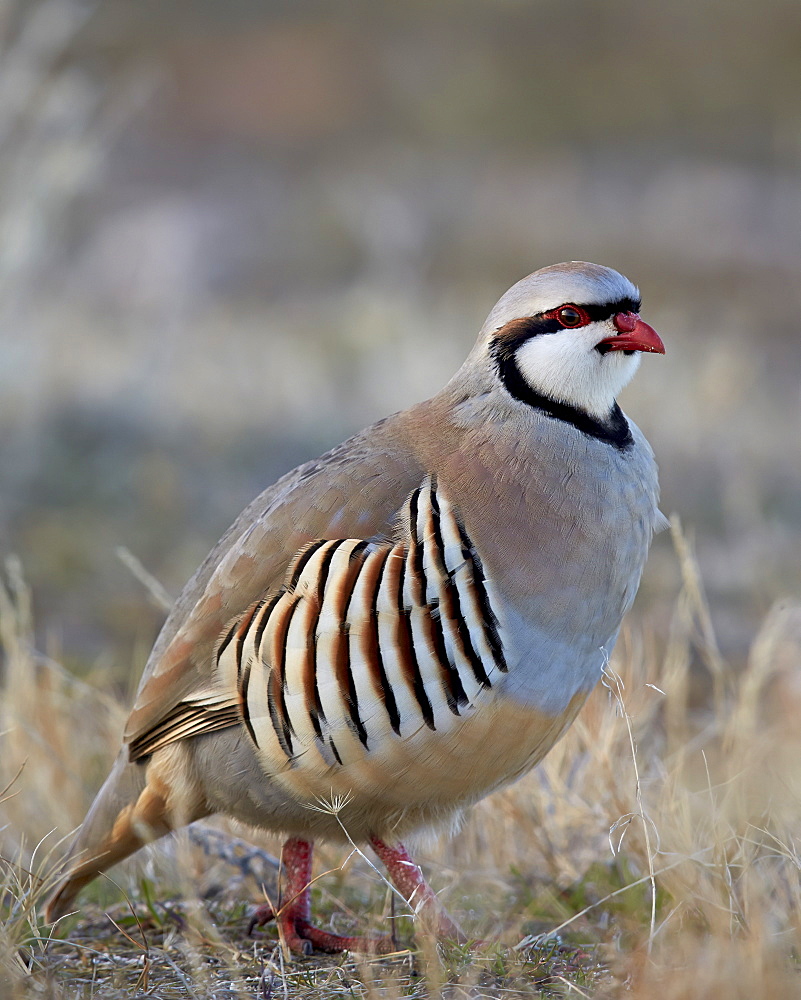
[513,326,641,420]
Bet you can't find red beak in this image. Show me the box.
[597,313,665,355]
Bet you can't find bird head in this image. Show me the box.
[461,262,664,429]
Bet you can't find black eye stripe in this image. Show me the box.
[490,295,641,361]
[579,296,641,323]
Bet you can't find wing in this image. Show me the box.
[123,415,427,748]
[127,478,509,769]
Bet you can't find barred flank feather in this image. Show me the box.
[130,478,506,768]
[236,478,505,768]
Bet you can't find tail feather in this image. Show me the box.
[45,746,206,922]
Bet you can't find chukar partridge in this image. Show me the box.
[45,262,665,954]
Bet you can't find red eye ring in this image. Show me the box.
[547,304,589,328]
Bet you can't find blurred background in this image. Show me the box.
[1,0,800,693]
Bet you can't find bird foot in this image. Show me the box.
[248,903,394,955]
[247,836,464,956]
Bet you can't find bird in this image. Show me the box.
[44,261,665,954]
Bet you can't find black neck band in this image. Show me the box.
[495,352,633,449]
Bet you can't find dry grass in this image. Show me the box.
[2,519,801,998]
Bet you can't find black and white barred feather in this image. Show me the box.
[129,478,507,769]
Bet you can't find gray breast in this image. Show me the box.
[462,415,660,715]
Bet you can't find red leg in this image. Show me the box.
[369,836,465,942]
[249,837,393,955]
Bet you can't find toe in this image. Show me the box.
[247,904,276,935]
[299,921,394,954]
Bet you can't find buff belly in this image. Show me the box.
[221,684,589,841]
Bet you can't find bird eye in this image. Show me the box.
[556,306,584,327]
